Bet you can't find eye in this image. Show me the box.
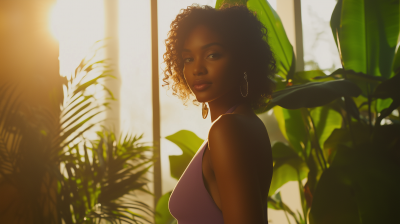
[208,53,220,59]
[183,57,193,63]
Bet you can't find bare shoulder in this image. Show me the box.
[208,114,249,143]
[208,113,266,143]
[207,113,264,157]
[207,113,271,165]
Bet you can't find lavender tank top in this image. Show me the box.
[168,104,269,223]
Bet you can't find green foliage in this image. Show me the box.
[58,130,154,223]
[0,47,154,223]
[291,70,334,84]
[159,1,400,223]
[269,142,308,197]
[310,142,400,224]
[331,0,399,79]
[246,0,295,80]
[271,80,361,109]
[310,106,342,149]
[392,46,400,72]
[165,130,204,180]
[0,83,60,223]
[268,192,301,224]
[273,107,310,156]
[270,0,400,223]
[154,191,177,224]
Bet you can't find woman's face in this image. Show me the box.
[182,24,242,103]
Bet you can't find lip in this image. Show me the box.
[193,83,211,91]
[192,80,212,91]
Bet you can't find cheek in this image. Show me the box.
[212,59,239,87]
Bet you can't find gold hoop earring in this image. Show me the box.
[202,102,209,119]
[240,72,248,97]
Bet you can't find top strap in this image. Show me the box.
[224,103,240,114]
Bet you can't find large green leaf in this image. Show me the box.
[393,45,400,73]
[273,107,309,157]
[165,130,204,180]
[310,144,400,224]
[269,142,309,196]
[292,70,334,84]
[371,125,400,152]
[246,0,295,80]
[376,98,394,113]
[309,165,361,224]
[271,141,298,159]
[374,73,400,100]
[331,0,399,79]
[165,130,204,157]
[316,68,386,83]
[310,106,342,149]
[324,122,371,151]
[271,80,362,109]
[374,73,400,115]
[316,68,386,97]
[155,191,177,224]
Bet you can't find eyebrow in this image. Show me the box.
[182,42,224,52]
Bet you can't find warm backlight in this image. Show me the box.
[49,0,105,77]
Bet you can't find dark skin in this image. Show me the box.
[182,24,273,224]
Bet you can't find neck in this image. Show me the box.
[207,90,246,122]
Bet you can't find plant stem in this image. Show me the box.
[344,97,356,148]
[306,109,327,170]
[283,207,292,224]
[367,83,373,132]
[298,175,307,224]
[299,109,323,169]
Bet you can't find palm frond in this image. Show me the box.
[59,129,154,224]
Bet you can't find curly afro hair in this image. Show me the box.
[162,3,276,110]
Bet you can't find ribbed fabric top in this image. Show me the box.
[168,104,268,223]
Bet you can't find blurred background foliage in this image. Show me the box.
[0,50,155,223]
[1,0,399,223]
[155,0,400,223]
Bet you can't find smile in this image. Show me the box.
[193,83,212,91]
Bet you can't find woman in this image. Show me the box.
[163,3,275,224]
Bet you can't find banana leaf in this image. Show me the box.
[310,143,400,224]
[331,0,399,79]
[271,80,362,109]
[269,142,308,196]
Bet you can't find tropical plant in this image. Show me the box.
[155,0,400,223]
[0,45,155,224]
[58,129,155,223]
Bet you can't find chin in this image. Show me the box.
[194,92,213,103]
[195,96,209,103]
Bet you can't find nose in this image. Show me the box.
[193,58,207,76]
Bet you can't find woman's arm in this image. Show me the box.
[208,114,265,224]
